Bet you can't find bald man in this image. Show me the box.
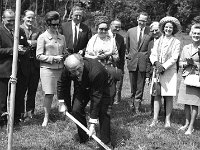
[57,54,114,149]
[0,9,29,127]
[20,10,41,120]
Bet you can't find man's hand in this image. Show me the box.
[78,50,84,55]
[58,100,67,113]
[146,78,150,85]
[88,124,96,137]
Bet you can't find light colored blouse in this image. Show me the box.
[85,34,118,60]
[36,30,66,69]
[179,43,200,73]
[150,35,180,70]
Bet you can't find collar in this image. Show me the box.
[137,26,145,31]
[22,23,32,30]
[45,30,62,40]
[108,29,116,37]
[72,21,80,28]
[4,24,13,33]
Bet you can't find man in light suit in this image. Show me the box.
[60,6,92,112]
[126,12,152,113]
[108,19,126,104]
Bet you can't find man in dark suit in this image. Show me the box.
[109,19,126,104]
[60,6,92,111]
[0,9,29,127]
[20,10,41,120]
[57,54,114,149]
[126,12,152,113]
[61,6,92,55]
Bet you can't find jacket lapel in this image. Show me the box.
[138,27,148,50]
[77,23,83,45]
[2,26,13,42]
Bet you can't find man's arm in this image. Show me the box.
[57,67,72,112]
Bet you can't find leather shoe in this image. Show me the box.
[96,142,114,150]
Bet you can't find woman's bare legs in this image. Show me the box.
[185,105,198,135]
[179,104,190,131]
[164,96,173,128]
[42,94,54,126]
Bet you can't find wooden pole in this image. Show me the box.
[0,0,3,22]
[7,0,21,150]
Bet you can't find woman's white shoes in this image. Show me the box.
[42,118,48,127]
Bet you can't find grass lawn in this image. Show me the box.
[1,33,200,150]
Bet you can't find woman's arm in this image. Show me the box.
[162,39,181,70]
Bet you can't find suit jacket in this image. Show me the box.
[57,58,112,119]
[115,33,126,72]
[61,21,92,54]
[126,26,152,72]
[20,24,41,69]
[0,25,29,78]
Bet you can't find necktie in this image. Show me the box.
[138,28,142,48]
[73,25,77,49]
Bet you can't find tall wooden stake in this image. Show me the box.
[7,0,21,150]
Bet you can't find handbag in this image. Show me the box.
[151,67,161,96]
[184,74,200,87]
[183,63,200,87]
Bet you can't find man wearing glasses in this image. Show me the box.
[126,12,152,114]
[0,9,29,127]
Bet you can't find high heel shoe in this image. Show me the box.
[185,129,194,135]
[178,126,188,131]
[42,118,48,127]
[149,120,158,127]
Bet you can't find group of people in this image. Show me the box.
[0,5,200,150]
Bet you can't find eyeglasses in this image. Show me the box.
[151,29,159,32]
[98,28,108,31]
[50,23,59,27]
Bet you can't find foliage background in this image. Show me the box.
[1,0,200,31]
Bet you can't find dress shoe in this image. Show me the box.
[72,133,89,143]
[96,142,114,150]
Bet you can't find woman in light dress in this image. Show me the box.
[36,11,66,126]
[85,16,118,64]
[177,24,200,135]
[149,16,181,128]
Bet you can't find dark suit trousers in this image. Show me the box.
[25,60,40,113]
[129,68,146,103]
[14,66,27,121]
[72,83,114,144]
[0,78,9,121]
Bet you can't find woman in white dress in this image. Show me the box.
[85,16,118,64]
[149,16,181,128]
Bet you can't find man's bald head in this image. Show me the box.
[64,54,83,69]
[64,54,84,81]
